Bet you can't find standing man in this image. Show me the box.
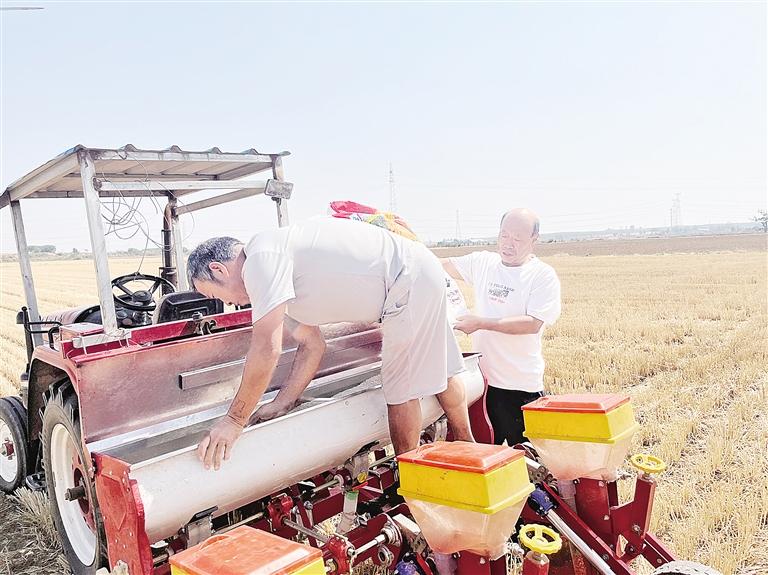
[441,208,561,446]
[187,216,473,470]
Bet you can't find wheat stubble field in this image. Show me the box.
[0,234,766,575]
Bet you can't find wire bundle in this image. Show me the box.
[96,159,195,274]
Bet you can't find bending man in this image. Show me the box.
[188,217,473,470]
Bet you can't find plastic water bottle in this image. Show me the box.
[445,275,469,328]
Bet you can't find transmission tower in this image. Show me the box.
[388,163,397,213]
[670,193,682,230]
[455,209,462,241]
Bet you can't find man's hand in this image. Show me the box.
[249,398,295,424]
[197,417,245,471]
[454,314,485,335]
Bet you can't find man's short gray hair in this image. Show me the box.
[500,211,540,236]
[187,237,243,285]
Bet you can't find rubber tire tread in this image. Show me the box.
[42,389,108,574]
[6,397,27,432]
[0,396,28,493]
[7,397,29,473]
[652,560,724,575]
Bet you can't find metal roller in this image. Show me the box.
[91,355,485,543]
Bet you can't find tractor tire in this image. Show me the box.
[42,389,108,574]
[0,396,28,493]
[652,560,724,575]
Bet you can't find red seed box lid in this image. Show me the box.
[397,440,524,474]
[522,393,630,414]
[170,526,322,575]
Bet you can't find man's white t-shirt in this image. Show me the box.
[241,217,409,325]
[450,251,561,392]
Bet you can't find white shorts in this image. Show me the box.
[380,243,466,405]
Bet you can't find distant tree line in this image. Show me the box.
[754,210,768,233]
[0,245,191,263]
[28,244,57,254]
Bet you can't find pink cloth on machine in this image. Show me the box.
[330,200,419,241]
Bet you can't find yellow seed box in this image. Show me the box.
[523,394,640,444]
[397,441,534,514]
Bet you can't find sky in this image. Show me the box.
[0,0,765,254]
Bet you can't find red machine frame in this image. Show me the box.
[84,360,677,575]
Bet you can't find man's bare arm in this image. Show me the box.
[258,317,326,414]
[440,258,463,281]
[197,303,286,469]
[225,304,286,425]
[454,314,543,336]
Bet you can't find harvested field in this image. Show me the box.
[0,489,66,575]
[0,234,766,574]
[433,232,767,258]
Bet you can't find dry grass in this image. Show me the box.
[0,488,67,575]
[0,235,766,574]
[455,243,768,575]
[567,253,767,575]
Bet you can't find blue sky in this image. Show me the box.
[0,1,765,252]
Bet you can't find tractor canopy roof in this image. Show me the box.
[1,144,289,207]
[2,144,292,342]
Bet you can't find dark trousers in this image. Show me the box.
[486,386,544,446]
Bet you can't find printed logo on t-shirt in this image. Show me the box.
[487,282,514,303]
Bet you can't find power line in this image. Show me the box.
[388,163,397,213]
[670,193,683,229]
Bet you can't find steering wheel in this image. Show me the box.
[111,273,176,312]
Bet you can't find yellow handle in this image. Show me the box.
[519,524,562,555]
[630,453,667,474]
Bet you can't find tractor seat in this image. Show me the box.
[39,305,101,327]
[152,291,224,324]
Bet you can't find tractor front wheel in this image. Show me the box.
[42,389,107,574]
[0,396,28,493]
